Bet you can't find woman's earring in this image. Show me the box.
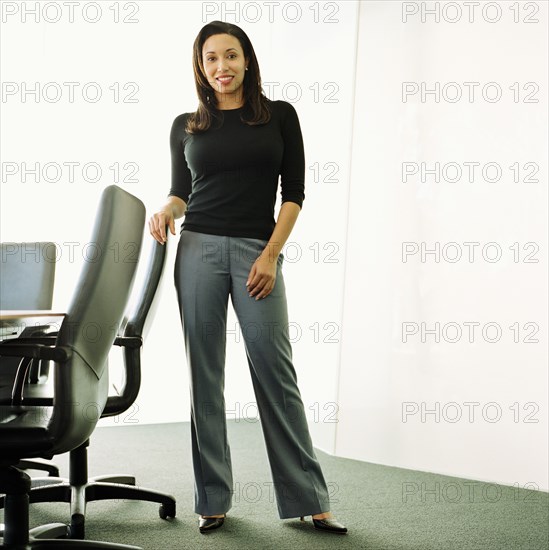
[245,67,248,71]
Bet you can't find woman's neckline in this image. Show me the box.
[218,105,245,111]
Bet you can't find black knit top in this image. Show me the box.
[168,99,305,241]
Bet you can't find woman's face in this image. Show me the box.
[202,33,248,107]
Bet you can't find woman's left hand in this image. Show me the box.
[246,252,278,300]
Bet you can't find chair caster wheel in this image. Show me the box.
[159,501,176,519]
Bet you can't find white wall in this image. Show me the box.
[337,1,548,492]
[1,1,547,492]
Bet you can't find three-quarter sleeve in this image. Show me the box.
[168,113,192,204]
[279,102,305,209]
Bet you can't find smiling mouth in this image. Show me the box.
[216,76,234,84]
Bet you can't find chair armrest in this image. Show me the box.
[4,336,57,345]
[113,336,143,348]
[0,342,72,363]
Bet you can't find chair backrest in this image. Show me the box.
[0,242,56,310]
[48,185,145,453]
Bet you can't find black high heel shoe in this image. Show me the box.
[199,513,226,533]
[300,514,348,534]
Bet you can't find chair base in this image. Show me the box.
[15,477,177,539]
[0,466,142,550]
[0,444,176,541]
[1,542,141,549]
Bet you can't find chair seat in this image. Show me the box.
[0,405,54,458]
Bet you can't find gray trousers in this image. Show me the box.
[173,229,331,519]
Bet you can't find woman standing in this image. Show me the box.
[149,20,347,536]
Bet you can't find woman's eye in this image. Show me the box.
[206,54,237,62]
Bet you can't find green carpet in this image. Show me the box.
[4,421,548,550]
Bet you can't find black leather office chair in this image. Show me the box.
[0,184,145,549]
[0,241,57,389]
[0,227,177,539]
[0,241,60,477]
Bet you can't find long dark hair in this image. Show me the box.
[185,20,272,134]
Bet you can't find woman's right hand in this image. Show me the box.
[149,208,176,244]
